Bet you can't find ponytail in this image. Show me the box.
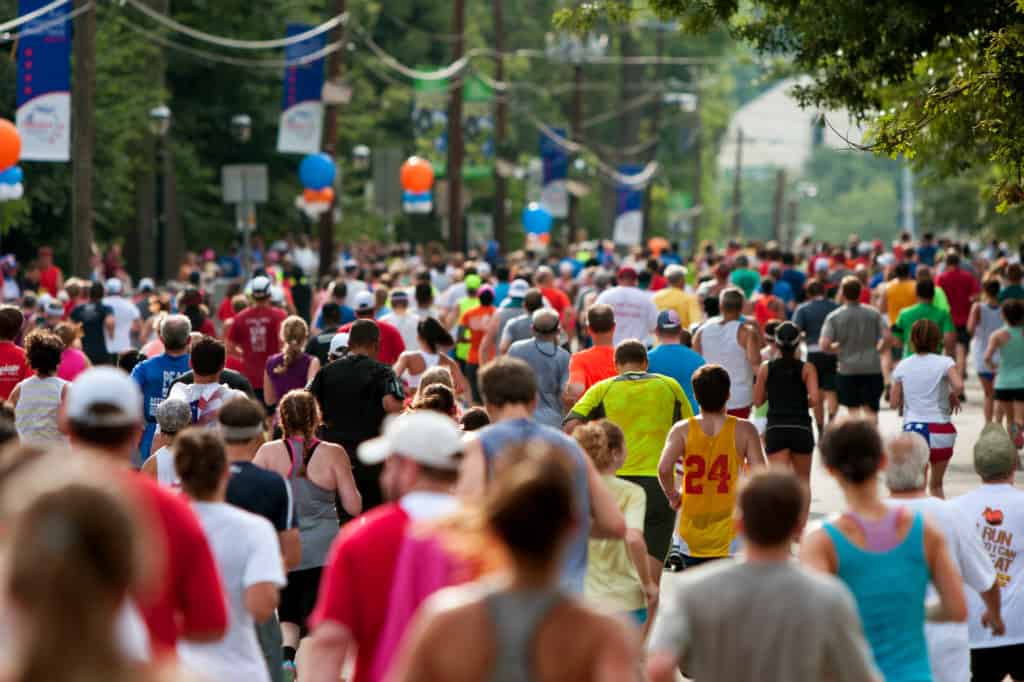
[275,316,309,374]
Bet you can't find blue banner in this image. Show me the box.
[16,0,71,162]
[539,130,568,218]
[614,164,644,246]
[277,23,326,155]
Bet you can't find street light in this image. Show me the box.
[352,144,370,170]
[149,105,171,137]
[231,114,252,143]
[230,113,253,278]
[149,105,171,281]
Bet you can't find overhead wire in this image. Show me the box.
[0,0,70,34]
[0,1,91,43]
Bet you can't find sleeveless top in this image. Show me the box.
[972,303,1003,373]
[766,358,811,426]
[484,588,565,682]
[995,325,1024,390]
[153,446,180,489]
[699,318,753,408]
[823,511,932,682]
[677,416,742,558]
[266,352,313,403]
[284,437,340,570]
[14,375,67,446]
[403,350,441,389]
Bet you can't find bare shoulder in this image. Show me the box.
[734,418,759,440]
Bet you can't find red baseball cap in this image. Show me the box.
[617,265,638,280]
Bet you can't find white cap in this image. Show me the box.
[358,411,463,470]
[105,277,123,295]
[37,293,53,309]
[44,301,64,317]
[138,277,155,292]
[665,264,687,279]
[249,276,272,298]
[508,279,529,298]
[270,285,285,305]
[354,291,375,312]
[329,332,349,357]
[814,258,830,273]
[476,261,492,277]
[66,367,144,427]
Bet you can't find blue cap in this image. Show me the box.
[656,310,681,331]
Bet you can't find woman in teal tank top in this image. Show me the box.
[801,420,967,682]
[984,300,1024,447]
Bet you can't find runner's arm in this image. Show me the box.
[804,361,820,409]
[657,423,686,510]
[140,454,159,479]
[980,581,1005,636]
[586,455,626,539]
[7,383,18,408]
[739,419,767,469]
[262,369,277,407]
[923,519,967,622]
[692,328,703,356]
[947,366,964,413]
[595,618,641,682]
[890,378,904,415]
[967,303,980,336]
[455,435,487,499]
[478,314,501,365]
[752,362,769,408]
[800,527,839,574]
[279,529,301,572]
[244,582,280,624]
[984,330,1008,368]
[304,621,353,682]
[330,444,363,517]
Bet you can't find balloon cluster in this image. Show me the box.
[0,120,23,203]
[522,202,552,246]
[400,156,434,214]
[296,153,336,218]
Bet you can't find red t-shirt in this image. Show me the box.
[540,287,571,315]
[217,296,237,323]
[227,304,288,389]
[339,319,406,365]
[459,305,495,364]
[754,295,783,329]
[937,267,980,327]
[310,504,411,682]
[198,318,217,337]
[38,265,62,297]
[0,341,30,400]
[126,472,228,656]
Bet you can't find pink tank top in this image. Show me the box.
[57,347,89,382]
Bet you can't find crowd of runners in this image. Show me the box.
[0,231,1023,682]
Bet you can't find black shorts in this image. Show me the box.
[994,387,1024,402]
[619,474,675,563]
[278,566,323,635]
[836,373,884,412]
[971,643,1024,682]
[765,424,815,455]
[807,352,837,392]
[956,325,971,346]
[681,554,726,570]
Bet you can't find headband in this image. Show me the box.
[218,423,263,441]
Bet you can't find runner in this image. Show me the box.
[646,309,706,415]
[387,446,638,682]
[479,278,528,363]
[729,254,760,299]
[339,292,406,365]
[753,321,818,499]
[653,265,701,330]
[647,470,880,682]
[565,303,618,404]
[801,419,967,682]
[141,397,191,487]
[167,337,246,427]
[693,288,760,419]
[507,310,570,428]
[263,316,319,411]
[379,290,420,350]
[0,305,30,401]
[892,279,955,362]
[102,278,141,363]
[891,319,963,498]
[456,286,496,403]
[130,314,191,463]
[658,365,765,568]
[984,300,1024,447]
[498,288,545,354]
[10,329,67,447]
[968,277,1004,422]
[70,281,114,366]
[819,277,890,423]
[879,262,917,391]
[227,276,288,404]
[305,303,342,365]
[936,250,980,388]
[999,263,1024,302]
[595,265,659,345]
[885,432,1004,682]
[793,280,840,432]
[392,317,465,396]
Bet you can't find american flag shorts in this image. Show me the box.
[903,422,957,463]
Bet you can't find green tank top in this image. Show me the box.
[995,325,1024,390]
[455,297,479,361]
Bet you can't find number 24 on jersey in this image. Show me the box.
[681,454,732,494]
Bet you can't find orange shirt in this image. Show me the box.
[886,279,917,325]
[568,345,617,391]
[460,305,495,365]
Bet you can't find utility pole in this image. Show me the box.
[641,28,666,242]
[71,0,95,278]
[567,61,583,243]
[730,127,743,238]
[691,67,702,250]
[771,168,786,244]
[318,0,346,279]
[447,0,466,253]
[492,0,507,252]
[786,198,798,249]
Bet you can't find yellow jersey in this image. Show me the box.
[886,279,917,325]
[652,287,703,330]
[677,416,742,557]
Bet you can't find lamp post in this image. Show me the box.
[148,105,171,281]
[231,113,253,278]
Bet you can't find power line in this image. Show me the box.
[0,0,91,42]
[0,0,70,34]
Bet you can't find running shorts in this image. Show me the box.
[726,405,752,419]
[994,387,1024,402]
[765,423,815,455]
[971,643,1024,682]
[279,566,323,635]
[836,373,884,412]
[618,474,675,563]
[903,422,957,463]
[807,352,838,392]
[956,325,971,346]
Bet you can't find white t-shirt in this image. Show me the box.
[167,382,245,428]
[102,295,141,354]
[380,310,421,351]
[892,353,956,423]
[951,483,1024,648]
[888,496,996,682]
[152,445,180,489]
[595,285,659,346]
[178,501,286,682]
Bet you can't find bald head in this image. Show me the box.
[535,266,554,286]
[531,309,560,339]
[885,433,930,493]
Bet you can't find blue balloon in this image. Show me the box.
[522,202,553,234]
[299,153,336,190]
[0,166,22,185]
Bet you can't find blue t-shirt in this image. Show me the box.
[647,344,706,415]
[773,278,795,304]
[477,418,591,594]
[131,352,191,462]
[492,281,510,307]
[781,268,807,301]
[917,245,937,266]
[314,305,356,329]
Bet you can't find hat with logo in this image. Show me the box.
[974,423,1018,481]
[354,291,375,313]
[508,279,530,299]
[66,367,144,427]
[138,277,155,292]
[329,332,350,358]
[656,309,681,332]
[358,411,464,470]
[105,277,124,295]
[44,301,64,317]
[249,276,272,299]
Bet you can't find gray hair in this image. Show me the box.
[160,314,192,351]
[531,309,560,339]
[885,433,930,492]
[155,398,192,435]
[665,265,687,285]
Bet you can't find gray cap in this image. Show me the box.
[974,423,1018,481]
[155,398,192,435]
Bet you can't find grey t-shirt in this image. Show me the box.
[794,297,840,349]
[507,338,570,428]
[820,303,887,375]
[501,313,534,349]
[649,559,879,682]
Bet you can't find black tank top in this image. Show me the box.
[766,357,811,425]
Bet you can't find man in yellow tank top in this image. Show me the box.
[879,262,918,391]
[658,365,766,568]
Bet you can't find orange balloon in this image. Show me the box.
[317,187,335,203]
[0,120,20,170]
[304,187,336,204]
[400,156,435,193]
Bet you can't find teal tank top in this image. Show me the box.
[823,512,932,682]
[995,325,1024,390]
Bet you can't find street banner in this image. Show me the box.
[540,130,568,218]
[462,75,494,179]
[613,165,644,246]
[277,23,325,155]
[412,72,494,180]
[16,0,72,162]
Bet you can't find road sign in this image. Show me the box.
[222,164,269,204]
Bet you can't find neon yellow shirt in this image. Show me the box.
[652,287,703,330]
